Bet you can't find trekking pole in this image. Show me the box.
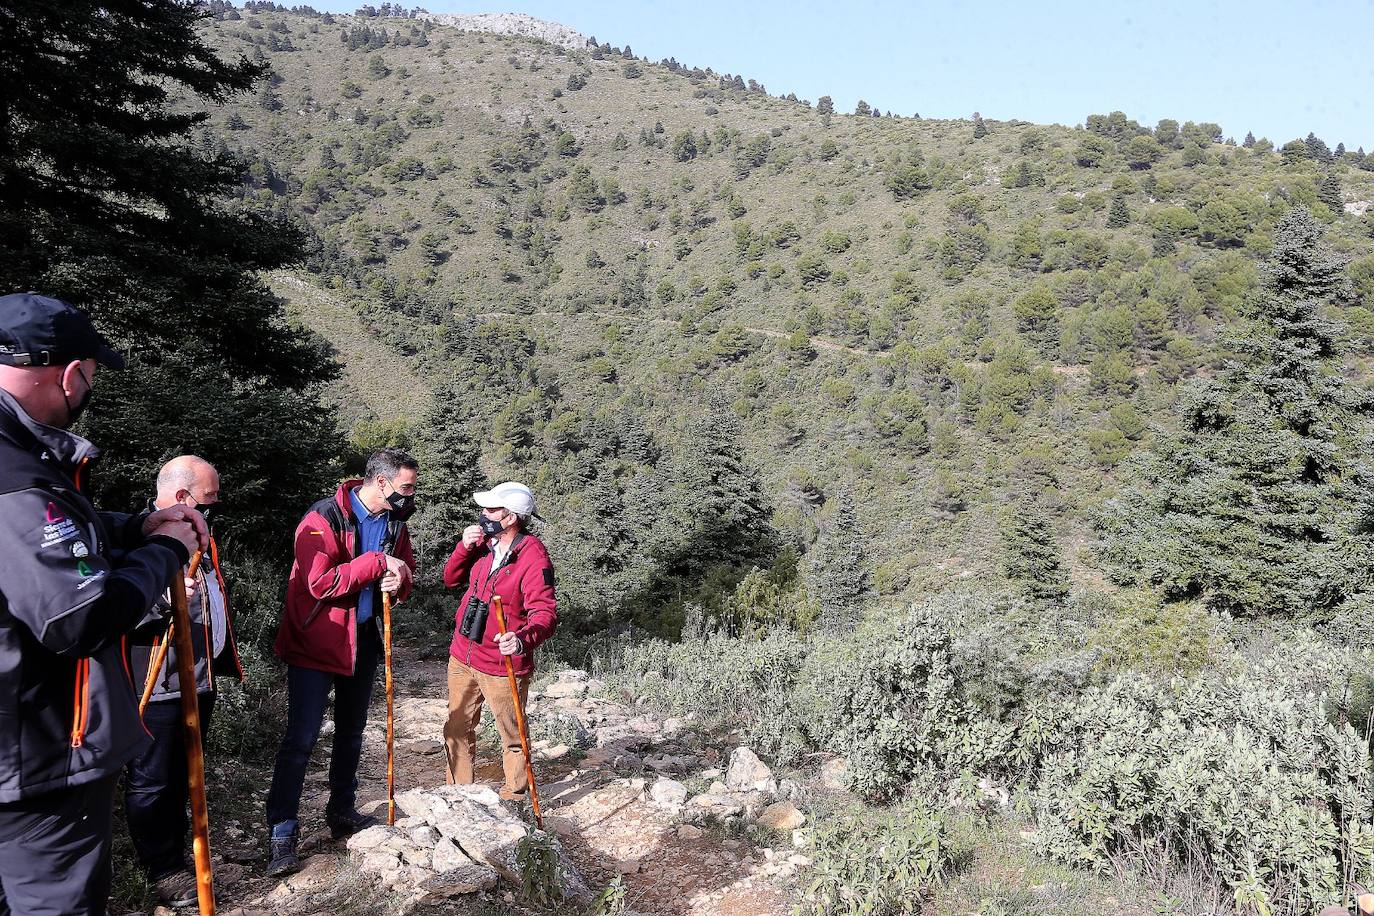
[490,595,542,829]
[382,589,395,826]
[169,559,216,915]
[140,550,202,717]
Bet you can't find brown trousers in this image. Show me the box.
[444,655,532,799]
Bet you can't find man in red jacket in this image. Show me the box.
[443,481,557,802]
[265,448,416,876]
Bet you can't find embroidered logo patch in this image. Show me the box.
[40,501,81,551]
[70,541,89,558]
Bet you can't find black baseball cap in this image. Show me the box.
[0,292,125,370]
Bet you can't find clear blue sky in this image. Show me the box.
[314,0,1374,151]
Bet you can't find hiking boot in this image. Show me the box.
[265,831,300,878]
[153,870,199,908]
[325,807,377,840]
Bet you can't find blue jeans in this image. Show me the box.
[125,692,216,880]
[265,623,380,830]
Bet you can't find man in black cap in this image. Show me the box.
[0,292,208,914]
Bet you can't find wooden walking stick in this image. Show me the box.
[382,589,396,826]
[169,559,216,916]
[490,595,542,829]
[140,551,202,717]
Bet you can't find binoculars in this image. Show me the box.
[459,592,490,641]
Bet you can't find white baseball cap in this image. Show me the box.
[473,481,540,519]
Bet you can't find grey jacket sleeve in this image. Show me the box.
[0,487,188,657]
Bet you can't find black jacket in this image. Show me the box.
[0,389,188,802]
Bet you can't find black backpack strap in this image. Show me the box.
[382,517,403,557]
[311,495,357,557]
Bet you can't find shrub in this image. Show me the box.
[1028,637,1374,914]
[601,629,814,758]
[813,601,1016,801]
[797,799,947,915]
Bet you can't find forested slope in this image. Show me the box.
[200,3,1374,633]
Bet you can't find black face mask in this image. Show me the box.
[478,516,505,537]
[62,368,94,427]
[384,482,416,521]
[199,502,226,529]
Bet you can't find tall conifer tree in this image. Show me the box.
[0,0,339,541]
[1100,208,1371,616]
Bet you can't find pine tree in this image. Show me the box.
[1,0,338,542]
[972,112,989,139]
[1318,173,1344,212]
[1242,131,1256,148]
[1100,208,1370,617]
[855,100,871,117]
[410,382,485,581]
[1106,194,1131,228]
[660,392,775,576]
[806,490,870,630]
[1306,132,1332,161]
[1000,493,1069,606]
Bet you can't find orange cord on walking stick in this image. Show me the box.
[490,595,543,829]
[139,550,202,717]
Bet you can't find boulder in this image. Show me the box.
[346,825,395,853]
[649,778,689,809]
[348,784,589,909]
[543,681,588,699]
[431,837,472,873]
[725,747,776,794]
[757,800,806,831]
[819,757,849,790]
[686,793,744,822]
[410,826,440,848]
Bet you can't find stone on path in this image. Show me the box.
[649,777,689,810]
[726,747,777,795]
[345,784,588,911]
[758,800,806,832]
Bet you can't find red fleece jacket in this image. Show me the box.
[275,481,414,676]
[445,534,557,677]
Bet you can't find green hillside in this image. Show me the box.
[198,4,1374,631]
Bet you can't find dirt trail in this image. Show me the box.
[196,647,793,916]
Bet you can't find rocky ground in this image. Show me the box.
[134,650,815,916]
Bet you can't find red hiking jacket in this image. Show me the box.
[445,534,557,677]
[275,481,414,676]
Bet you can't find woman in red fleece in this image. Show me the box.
[442,481,557,801]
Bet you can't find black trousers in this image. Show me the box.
[265,622,381,829]
[124,691,215,881]
[0,774,116,916]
